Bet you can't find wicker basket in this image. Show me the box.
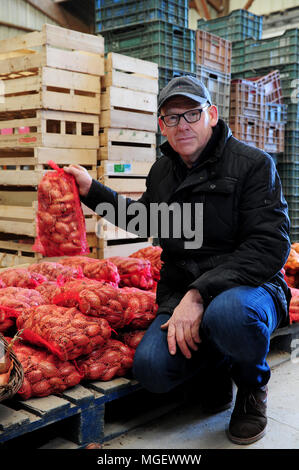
[0,334,24,402]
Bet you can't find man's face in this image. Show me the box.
[159,96,218,167]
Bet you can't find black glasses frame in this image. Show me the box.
[160,104,210,127]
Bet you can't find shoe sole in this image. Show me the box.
[226,428,266,445]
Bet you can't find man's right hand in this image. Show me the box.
[64,164,92,197]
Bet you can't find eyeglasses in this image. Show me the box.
[160,104,210,127]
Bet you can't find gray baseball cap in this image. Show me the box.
[158,75,212,111]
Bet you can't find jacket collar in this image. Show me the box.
[157,119,232,202]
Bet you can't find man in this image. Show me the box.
[65,75,291,445]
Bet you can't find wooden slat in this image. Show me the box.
[101,86,157,113]
[100,109,157,132]
[98,160,152,177]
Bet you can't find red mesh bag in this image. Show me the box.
[120,330,146,350]
[52,279,130,329]
[0,318,14,333]
[59,256,120,286]
[32,160,89,257]
[0,268,46,288]
[28,261,83,282]
[130,246,163,281]
[108,256,153,290]
[8,339,82,399]
[77,339,134,381]
[16,304,111,361]
[35,281,61,303]
[0,279,6,288]
[120,287,158,329]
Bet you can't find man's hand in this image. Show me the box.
[161,289,204,359]
[64,164,92,197]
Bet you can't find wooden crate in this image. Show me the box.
[97,160,149,194]
[0,110,99,150]
[99,128,156,162]
[0,148,97,186]
[100,52,158,132]
[0,233,98,268]
[0,23,104,78]
[0,67,101,115]
[98,237,153,259]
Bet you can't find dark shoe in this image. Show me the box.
[201,370,234,414]
[227,385,268,445]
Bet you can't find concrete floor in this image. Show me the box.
[102,351,299,450]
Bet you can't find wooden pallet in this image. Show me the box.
[0,23,104,78]
[0,110,99,150]
[99,128,156,162]
[100,52,158,133]
[0,376,186,449]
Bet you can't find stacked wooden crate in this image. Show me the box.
[97,52,158,258]
[0,24,104,266]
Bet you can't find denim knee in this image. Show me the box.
[201,287,271,364]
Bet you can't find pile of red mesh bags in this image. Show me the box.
[59,256,120,286]
[108,256,153,290]
[7,339,82,399]
[77,339,134,381]
[33,161,89,257]
[0,268,46,288]
[130,246,162,281]
[16,304,111,361]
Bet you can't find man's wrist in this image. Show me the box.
[188,288,204,304]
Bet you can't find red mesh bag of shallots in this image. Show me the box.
[32,160,89,257]
[59,256,120,286]
[130,246,163,281]
[289,288,299,323]
[7,339,82,400]
[28,261,83,282]
[108,256,153,290]
[119,330,146,350]
[16,304,111,361]
[77,339,134,381]
[52,278,130,329]
[0,279,6,288]
[120,287,158,329]
[35,281,61,303]
[0,286,46,332]
[0,268,46,288]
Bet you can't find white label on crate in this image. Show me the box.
[106,162,132,175]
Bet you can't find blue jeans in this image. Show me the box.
[133,285,282,393]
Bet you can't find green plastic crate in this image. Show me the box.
[95,0,188,31]
[197,9,263,42]
[102,20,196,72]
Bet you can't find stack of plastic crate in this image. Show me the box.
[197,9,263,43]
[195,30,231,123]
[229,78,265,149]
[95,0,196,156]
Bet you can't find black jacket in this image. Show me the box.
[82,119,291,327]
